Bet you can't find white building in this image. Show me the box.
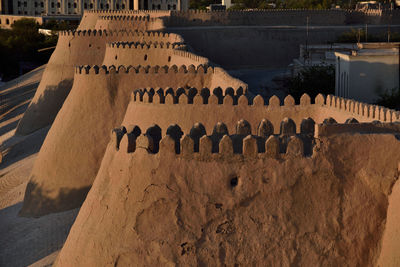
[0,0,188,15]
[335,43,400,103]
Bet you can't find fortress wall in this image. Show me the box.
[79,10,171,30]
[102,42,186,66]
[316,122,400,137]
[114,122,313,157]
[316,94,400,123]
[170,49,209,66]
[15,30,181,136]
[95,16,165,31]
[123,92,397,135]
[166,10,347,27]
[55,130,400,266]
[20,64,245,216]
[124,93,319,135]
[168,25,400,69]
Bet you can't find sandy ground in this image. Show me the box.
[0,66,79,267]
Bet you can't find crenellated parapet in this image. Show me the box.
[171,50,209,66]
[107,41,185,49]
[95,14,165,31]
[324,94,400,123]
[112,119,315,159]
[75,64,214,75]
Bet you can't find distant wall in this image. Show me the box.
[0,15,43,29]
[166,10,347,27]
[168,25,400,69]
[165,9,400,27]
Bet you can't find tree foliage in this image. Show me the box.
[0,19,60,81]
[375,88,400,110]
[286,65,335,102]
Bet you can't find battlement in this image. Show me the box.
[325,95,400,123]
[107,41,185,49]
[58,29,175,38]
[85,10,171,15]
[171,50,209,65]
[74,64,215,75]
[98,15,156,22]
[112,119,315,159]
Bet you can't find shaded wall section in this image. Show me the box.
[167,25,400,69]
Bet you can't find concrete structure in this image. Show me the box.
[335,42,400,103]
[291,43,356,75]
[2,0,188,16]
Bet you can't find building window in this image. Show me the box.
[173,4,176,9]
[68,3,71,8]
[57,2,61,8]
[74,2,77,8]
[158,4,161,9]
[41,2,44,7]
[6,19,10,24]
[122,4,125,9]
[84,3,87,9]
[100,3,103,9]
[90,3,93,8]
[51,2,54,8]
[116,3,119,9]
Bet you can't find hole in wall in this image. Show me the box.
[168,56,171,62]
[115,55,118,60]
[144,54,148,61]
[230,177,238,188]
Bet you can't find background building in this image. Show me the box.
[1,0,187,15]
[335,43,400,103]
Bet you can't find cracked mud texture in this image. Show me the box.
[55,133,400,266]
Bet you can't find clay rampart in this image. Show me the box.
[75,64,247,94]
[170,50,209,66]
[316,122,400,137]
[95,15,164,31]
[16,29,176,135]
[102,42,187,66]
[113,120,313,158]
[19,64,245,216]
[124,91,398,135]
[79,10,170,30]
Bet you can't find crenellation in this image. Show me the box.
[300,93,311,105]
[268,95,281,107]
[286,136,304,157]
[284,95,295,106]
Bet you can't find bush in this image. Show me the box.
[375,88,400,110]
[286,65,335,102]
[0,19,59,81]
